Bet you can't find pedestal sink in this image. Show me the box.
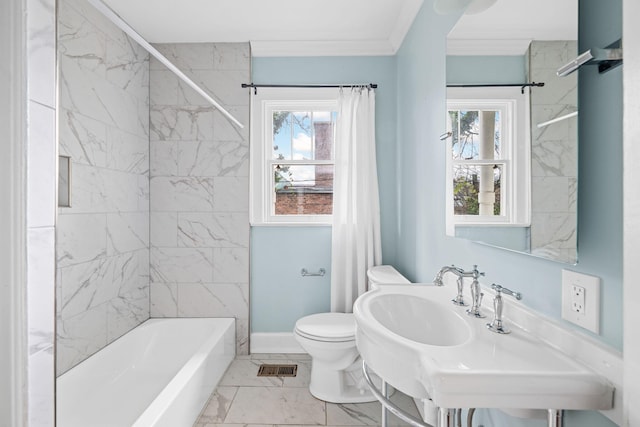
[353,284,614,427]
[368,294,470,346]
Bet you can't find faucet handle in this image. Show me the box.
[471,265,485,279]
[486,284,522,334]
[491,284,522,300]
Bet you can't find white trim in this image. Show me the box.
[388,0,425,52]
[250,0,424,59]
[623,0,640,424]
[446,39,532,56]
[0,0,28,423]
[250,333,306,354]
[250,40,397,58]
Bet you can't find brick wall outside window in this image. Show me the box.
[275,191,333,215]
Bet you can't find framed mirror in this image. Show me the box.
[445,0,578,264]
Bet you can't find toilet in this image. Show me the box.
[293,265,410,403]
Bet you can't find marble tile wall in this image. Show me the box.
[149,43,250,355]
[26,0,57,423]
[528,41,578,263]
[56,0,150,375]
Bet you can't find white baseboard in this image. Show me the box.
[250,333,305,354]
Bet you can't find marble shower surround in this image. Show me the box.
[149,43,251,355]
[25,0,57,422]
[528,41,578,263]
[56,0,151,375]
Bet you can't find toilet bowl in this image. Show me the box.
[293,265,410,403]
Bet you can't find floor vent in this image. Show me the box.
[257,364,298,377]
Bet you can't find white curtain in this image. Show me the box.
[330,87,382,313]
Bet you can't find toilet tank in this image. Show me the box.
[367,265,410,291]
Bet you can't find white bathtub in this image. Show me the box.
[57,318,235,427]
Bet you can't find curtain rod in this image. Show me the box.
[88,0,244,129]
[447,82,545,94]
[242,83,377,94]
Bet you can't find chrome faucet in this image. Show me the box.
[433,264,484,307]
[466,267,486,318]
[486,284,522,334]
[433,265,463,287]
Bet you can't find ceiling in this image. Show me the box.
[102,0,425,57]
[447,0,578,55]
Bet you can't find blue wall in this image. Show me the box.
[395,0,621,425]
[251,227,332,332]
[251,56,397,332]
[397,0,622,350]
[250,1,622,424]
[446,55,526,84]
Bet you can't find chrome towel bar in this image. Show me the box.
[300,268,326,277]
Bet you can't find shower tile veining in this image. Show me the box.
[194,353,420,427]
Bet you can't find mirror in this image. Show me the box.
[445,0,578,264]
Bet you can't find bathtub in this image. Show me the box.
[57,318,235,427]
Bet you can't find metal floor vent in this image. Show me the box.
[257,364,298,377]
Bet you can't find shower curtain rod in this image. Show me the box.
[88,0,244,129]
[242,83,377,94]
[447,82,545,94]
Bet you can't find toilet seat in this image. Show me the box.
[294,313,355,342]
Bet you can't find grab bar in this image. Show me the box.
[300,268,326,277]
[362,361,432,427]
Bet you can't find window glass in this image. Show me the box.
[449,109,501,160]
[453,164,503,216]
[273,165,335,215]
[270,109,336,217]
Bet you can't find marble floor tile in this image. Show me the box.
[195,353,419,427]
[326,391,420,426]
[219,358,285,387]
[197,386,238,424]
[223,386,326,425]
[195,424,273,427]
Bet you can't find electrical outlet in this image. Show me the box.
[571,285,585,313]
[561,270,600,334]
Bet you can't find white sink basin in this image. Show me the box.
[369,293,470,346]
[353,284,615,411]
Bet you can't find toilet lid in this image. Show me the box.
[295,313,356,341]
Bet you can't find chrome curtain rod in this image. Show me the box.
[447,82,544,94]
[242,83,377,94]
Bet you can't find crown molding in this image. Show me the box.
[251,0,423,57]
[250,40,397,57]
[447,39,532,56]
[388,0,424,52]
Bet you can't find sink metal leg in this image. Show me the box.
[381,380,389,427]
[437,408,455,427]
[547,409,564,427]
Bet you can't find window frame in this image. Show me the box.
[250,87,339,226]
[445,87,531,233]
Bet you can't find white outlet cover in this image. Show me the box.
[561,269,601,334]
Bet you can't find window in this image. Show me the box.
[250,88,339,225]
[446,87,530,233]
